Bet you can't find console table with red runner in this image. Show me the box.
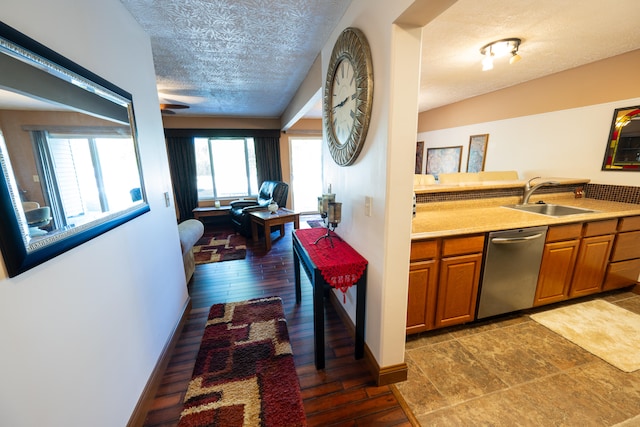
[292,228,367,370]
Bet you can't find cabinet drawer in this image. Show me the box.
[410,239,438,261]
[583,219,618,237]
[603,258,640,291]
[441,234,485,257]
[546,223,582,242]
[618,216,640,232]
[611,230,640,262]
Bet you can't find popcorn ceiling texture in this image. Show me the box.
[120,0,640,118]
[120,0,350,117]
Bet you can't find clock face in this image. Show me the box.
[323,27,373,166]
[330,59,357,145]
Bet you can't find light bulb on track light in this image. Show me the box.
[479,38,522,70]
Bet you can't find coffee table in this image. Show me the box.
[249,208,299,251]
[192,205,231,221]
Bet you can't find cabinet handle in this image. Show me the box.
[491,233,544,244]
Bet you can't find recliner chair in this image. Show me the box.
[229,180,289,237]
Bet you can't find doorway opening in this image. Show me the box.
[290,137,323,214]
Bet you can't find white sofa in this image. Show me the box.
[178,219,204,283]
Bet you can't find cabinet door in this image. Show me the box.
[534,239,580,306]
[435,253,482,328]
[610,230,640,262]
[569,234,615,298]
[406,260,438,334]
[603,258,640,291]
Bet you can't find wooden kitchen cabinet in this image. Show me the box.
[603,216,640,290]
[407,239,439,334]
[534,224,581,306]
[434,234,484,329]
[407,235,483,333]
[407,259,438,333]
[435,252,482,328]
[569,219,617,298]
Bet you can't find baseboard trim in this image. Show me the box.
[127,297,192,427]
[328,291,408,386]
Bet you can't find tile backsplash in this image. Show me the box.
[586,183,640,204]
[416,183,640,205]
[415,184,577,204]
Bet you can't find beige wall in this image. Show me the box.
[161,115,280,129]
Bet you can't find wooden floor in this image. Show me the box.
[141,218,412,426]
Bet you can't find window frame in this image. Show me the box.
[195,136,258,201]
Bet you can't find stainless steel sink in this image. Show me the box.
[504,203,596,217]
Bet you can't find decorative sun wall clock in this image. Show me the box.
[323,27,374,166]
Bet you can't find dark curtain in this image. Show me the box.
[166,136,197,222]
[30,130,66,228]
[254,136,282,184]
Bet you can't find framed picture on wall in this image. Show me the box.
[426,146,462,179]
[415,141,424,173]
[466,134,489,173]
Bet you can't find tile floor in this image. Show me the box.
[396,290,640,426]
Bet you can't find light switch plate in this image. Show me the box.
[164,192,170,207]
[364,196,372,217]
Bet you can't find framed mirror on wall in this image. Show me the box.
[0,21,149,277]
[602,105,640,171]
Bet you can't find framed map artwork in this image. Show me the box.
[466,134,489,173]
[426,146,462,180]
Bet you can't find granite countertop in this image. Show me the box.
[412,195,640,240]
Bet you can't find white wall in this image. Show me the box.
[418,97,640,185]
[0,2,187,426]
[318,0,440,369]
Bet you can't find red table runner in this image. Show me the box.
[295,228,367,300]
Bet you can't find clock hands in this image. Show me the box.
[332,96,349,112]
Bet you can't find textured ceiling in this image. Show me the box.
[420,0,640,111]
[119,0,351,117]
[119,0,640,119]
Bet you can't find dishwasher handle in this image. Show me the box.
[491,233,545,244]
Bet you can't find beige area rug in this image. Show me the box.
[530,299,640,372]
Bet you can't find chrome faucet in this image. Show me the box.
[522,176,559,204]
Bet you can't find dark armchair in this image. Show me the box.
[229,180,289,237]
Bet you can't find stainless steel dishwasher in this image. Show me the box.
[476,226,548,319]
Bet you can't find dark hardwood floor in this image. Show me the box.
[141,218,412,426]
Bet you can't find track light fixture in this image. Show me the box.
[479,38,522,71]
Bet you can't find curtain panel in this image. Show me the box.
[164,129,282,217]
[254,136,282,183]
[166,136,197,222]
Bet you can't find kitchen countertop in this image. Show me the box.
[412,195,640,240]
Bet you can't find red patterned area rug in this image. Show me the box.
[178,296,307,427]
[193,231,246,264]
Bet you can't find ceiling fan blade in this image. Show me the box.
[160,103,189,110]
